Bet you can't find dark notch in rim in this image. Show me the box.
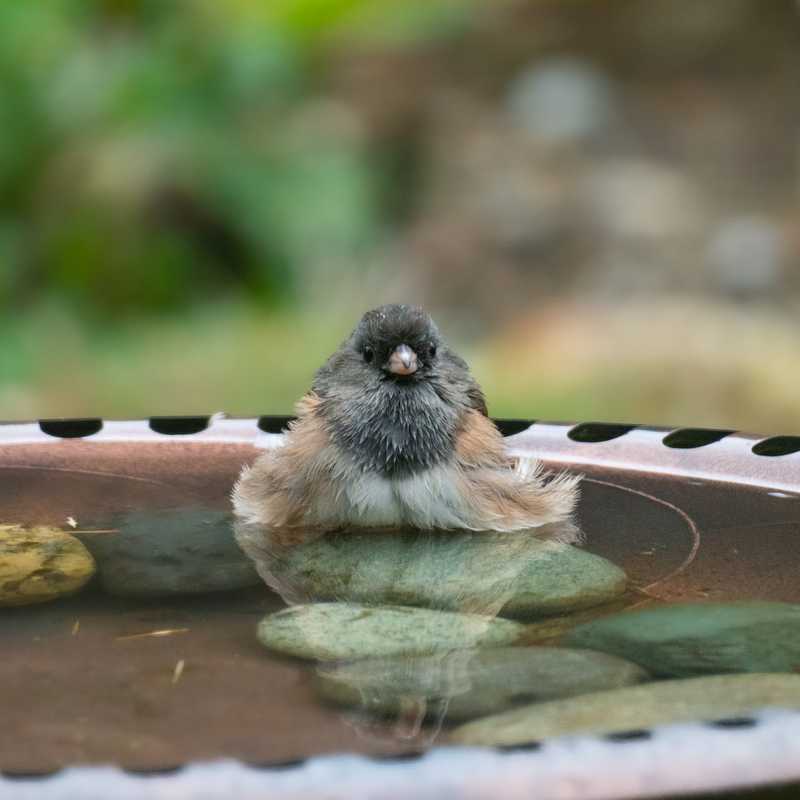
[662,428,734,449]
[495,741,542,753]
[123,765,186,777]
[604,729,652,742]
[568,422,638,443]
[257,416,295,434]
[246,757,306,771]
[752,436,800,457]
[708,717,758,729]
[1,769,62,781]
[149,416,210,435]
[494,419,533,436]
[39,418,103,438]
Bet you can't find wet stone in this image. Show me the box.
[78,510,260,598]
[516,598,632,644]
[506,57,616,145]
[315,646,648,721]
[0,524,96,607]
[449,673,800,745]
[257,603,527,661]
[565,602,800,677]
[254,530,627,620]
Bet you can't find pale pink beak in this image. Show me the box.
[386,343,418,376]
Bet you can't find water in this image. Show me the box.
[1,421,799,771]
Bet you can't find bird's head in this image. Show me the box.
[350,304,442,383]
[312,304,484,475]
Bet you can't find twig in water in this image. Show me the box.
[172,659,186,685]
[116,628,190,641]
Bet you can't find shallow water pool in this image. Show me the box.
[1,417,799,773]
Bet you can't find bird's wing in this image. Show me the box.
[441,348,489,416]
[454,408,581,533]
[466,379,489,416]
[232,392,329,529]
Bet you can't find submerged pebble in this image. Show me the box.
[566,602,800,677]
[449,673,800,745]
[516,598,634,644]
[315,646,648,721]
[251,529,626,620]
[0,524,96,606]
[257,603,526,661]
[79,510,260,598]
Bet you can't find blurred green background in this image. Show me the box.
[2,0,799,432]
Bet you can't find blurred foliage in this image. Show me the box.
[0,0,473,317]
[2,0,799,433]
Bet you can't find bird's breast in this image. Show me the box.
[326,463,476,530]
[325,383,459,476]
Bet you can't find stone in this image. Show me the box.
[315,646,648,721]
[245,529,627,620]
[257,603,526,661]
[565,602,800,677]
[78,509,260,598]
[450,673,800,745]
[516,598,632,644]
[506,58,616,145]
[707,215,784,300]
[582,160,705,242]
[0,524,96,607]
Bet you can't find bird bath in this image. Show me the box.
[1,416,800,798]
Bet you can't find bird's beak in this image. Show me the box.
[387,344,418,376]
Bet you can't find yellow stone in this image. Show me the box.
[0,525,96,607]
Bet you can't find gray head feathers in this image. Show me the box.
[312,305,486,476]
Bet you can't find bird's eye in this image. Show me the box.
[429,344,437,358]
[363,346,374,363]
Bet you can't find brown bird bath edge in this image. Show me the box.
[1,415,799,799]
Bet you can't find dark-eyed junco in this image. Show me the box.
[233,304,579,539]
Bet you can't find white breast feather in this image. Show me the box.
[325,463,478,530]
[393,465,475,529]
[342,472,403,527]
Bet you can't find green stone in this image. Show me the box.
[264,530,627,620]
[516,597,634,644]
[566,602,800,677]
[257,602,526,661]
[0,525,96,607]
[79,509,260,598]
[450,673,800,745]
[315,646,648,721]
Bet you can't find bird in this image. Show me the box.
[232,304,580,542]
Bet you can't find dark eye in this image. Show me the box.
[429,344,437,358]
[363,346,374,363]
